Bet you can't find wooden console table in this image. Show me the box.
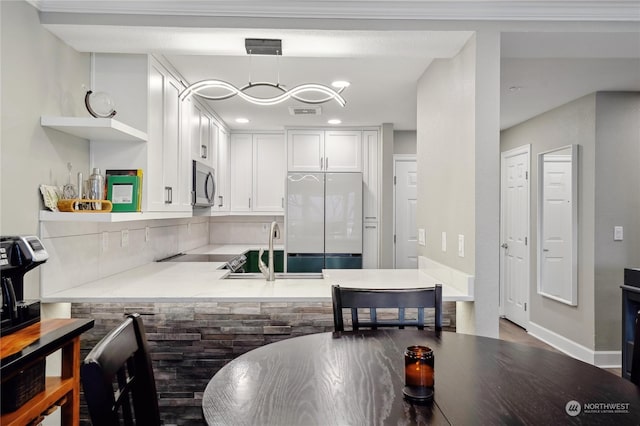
[1,318,94,426]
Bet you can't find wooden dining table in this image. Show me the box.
[202,329,640,425]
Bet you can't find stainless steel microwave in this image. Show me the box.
[192,160,216,207]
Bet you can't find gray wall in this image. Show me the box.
[416,33,501,338]
[594,92,640,350]
[393,130,417,155]
[417,38,476,274]
[1,1,90,297]
[501,92,640,351]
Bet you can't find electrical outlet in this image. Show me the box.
[121,229,129,248]
[441,232,447,252]
[614,226,624,241]
[145,226,150,242]
[458,234,465,257]
[102,232,109,252]
[418,229,426,246]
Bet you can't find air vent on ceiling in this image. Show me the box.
[289,106,322,116]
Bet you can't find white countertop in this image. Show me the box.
[42,245,473,303]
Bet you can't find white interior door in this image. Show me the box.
[540,153,573,301]
[394,157,417,269]
[500,146,530,329]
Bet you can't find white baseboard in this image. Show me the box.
[528,321,621,368]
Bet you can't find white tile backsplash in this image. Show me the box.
[40,217,209,296]
[209,216,284,245]
[40,215,286,297]
[40,234,100,294]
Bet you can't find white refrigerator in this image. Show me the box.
[286,172,363,272]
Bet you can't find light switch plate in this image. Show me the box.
[121,229,129,248]
[418,229,426,246]
[614,226,624,241]
[458,234,465,257]
[441,232,447,252]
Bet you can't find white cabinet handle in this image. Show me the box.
[325,157,328,170]
[249,198,252,209]
[165,186,173,204]
[365,225,376,229]
[281,197,284,208]
[201,144,207,159]
[365,216,376,220]
[218,195,223,207]
[320,157,323,170]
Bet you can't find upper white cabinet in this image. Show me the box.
[215,128,230,212]
[230,133,285,214]
[287,129,362,172]
[186,98,218,169]
[90,54,191,213]
[253,134,286,212]
[325,130,362,172]
[229,134,253,212]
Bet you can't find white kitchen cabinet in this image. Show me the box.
[287,129,361,172]
[324,130,362,172]
[90,54,191,213]
[230,133,285,214]
[362,130,380,268]
[287,130,324,171]
[187,98,219,169]
[215,128,230,212]
[362,130,380,222]
[363,222,379,269]
[253,134,286,212]
[230,134,253,212]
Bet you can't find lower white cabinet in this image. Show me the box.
[363,222,379,269]
[230,133,285,214]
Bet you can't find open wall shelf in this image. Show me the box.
[41,116,147,142]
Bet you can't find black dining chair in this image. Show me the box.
[81,313,161,426]
[630,310,640,386]
[332,284,442,332]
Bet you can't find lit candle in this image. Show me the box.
[404,345,434,388]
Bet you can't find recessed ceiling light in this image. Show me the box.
[331,81,350,89]
[235,117,249,124]
[328,119,342,125]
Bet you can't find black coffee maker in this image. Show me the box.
[1,235,48,335]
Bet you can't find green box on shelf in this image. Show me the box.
[107,175,140,212]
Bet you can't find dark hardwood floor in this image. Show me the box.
[498,318,622,377]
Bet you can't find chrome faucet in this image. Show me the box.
[258,221,280,281]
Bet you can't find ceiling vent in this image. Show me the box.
[289,106,322,116]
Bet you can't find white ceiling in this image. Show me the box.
[35,1,640,131]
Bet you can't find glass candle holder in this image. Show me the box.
[402,345,434,402]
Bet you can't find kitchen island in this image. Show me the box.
[42,244,472,425]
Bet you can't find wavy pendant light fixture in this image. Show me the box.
[179,38,348,107]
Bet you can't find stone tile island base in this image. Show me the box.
[72,301,456,425]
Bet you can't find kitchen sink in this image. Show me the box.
[224,272,323,280]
